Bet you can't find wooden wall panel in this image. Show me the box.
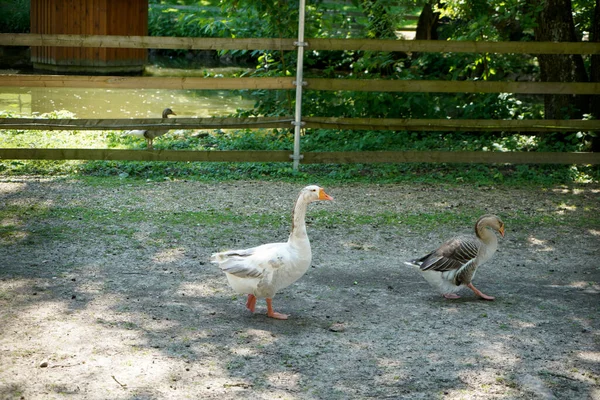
[97,0,107,63]
[29,0,147,72]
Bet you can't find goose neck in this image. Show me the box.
[476,225,498,246]
[289,196,309,243]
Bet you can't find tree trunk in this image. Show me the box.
[591,0,600,151]
[415,1,440,40]
[532,0,589,120]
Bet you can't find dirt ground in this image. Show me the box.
[0,177,599,399]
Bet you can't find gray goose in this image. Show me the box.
[405,214,505,300]
[127,108,176,149]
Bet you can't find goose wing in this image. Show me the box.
[418,236,480,272]
[211,242,290,279]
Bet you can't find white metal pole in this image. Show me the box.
[292,0,307,170]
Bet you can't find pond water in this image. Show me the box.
[0,65,257,119]
[0,87,256,119]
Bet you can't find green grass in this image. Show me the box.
[1,193,597,244]
[1,112,598,186]
[2,157,597,188]
[315,208,599,232]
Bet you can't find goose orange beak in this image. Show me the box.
[319,188,333,201]
[499,226,505,237]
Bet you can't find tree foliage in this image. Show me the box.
[207,0,598,151]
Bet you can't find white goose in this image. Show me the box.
[210,185,334,319]
[405,214,505,300]
[127,108,176,149]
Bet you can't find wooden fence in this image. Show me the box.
[1,33,600,165]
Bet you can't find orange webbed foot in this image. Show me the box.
[467,283,495,301]
[266,298,288,320]
[478,293,495,301]
[267,311,289,320]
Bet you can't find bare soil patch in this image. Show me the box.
[1,177,599,399]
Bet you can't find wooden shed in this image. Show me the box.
[30,0,148,74]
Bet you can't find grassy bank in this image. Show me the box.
[2,111,598,186]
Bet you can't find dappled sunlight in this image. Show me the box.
[178,280,226,297]
[96,308,182,335]
[230,346,257,358]
[0,280,248,397]
[570,317,598,333]
[266,371,302,391]
[548,281,600,294]
[0,225,29,244]
[0,279,76,321]
[552,186,599,196]
[341,240,377,251]
[0,182,28,196]
[151,247,186,263]
[447,367,522,399]
[75,280,105,296]
[1,298,71,337]
[225,329,288,370]
[511,320,537,329]
[245,328,278,345]
[1,216,21,227]
[10,197,55,209]
[478,342,520,366]
[554,202,578,215]
[441,306,461,314]
[132,227,155,243]
[375,358,407,386]
[442,387,470,399]
[527,236,555,252]
[0,183,34,244]
[578,351,600,363]
[589,229,600,236]
[0,278,32,295]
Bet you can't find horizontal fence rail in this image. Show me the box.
[0,149,597,165]
[0,117,295,130]
[2,118,599,133]
[0,74,295,90]
[311,38,600,54]
[306,79,600,95]
[301,151,600,165]
[0,34,297,51]
[1,74,598,94]
[0,149,293,162]
[303,118,600,132]
[2,34,600,54]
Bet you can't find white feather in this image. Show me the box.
[210,185,333,303]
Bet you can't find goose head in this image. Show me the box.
[162,108,177,118]
[299,185,334,203]
[476,214,505,237]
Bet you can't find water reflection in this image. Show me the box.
[0,87,256,118]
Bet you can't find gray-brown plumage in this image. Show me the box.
[127,108,176,149]
[404,214,505,300]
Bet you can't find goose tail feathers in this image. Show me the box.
[403,260,422,269]
[124,130,147,138]
[210,249,254,264]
